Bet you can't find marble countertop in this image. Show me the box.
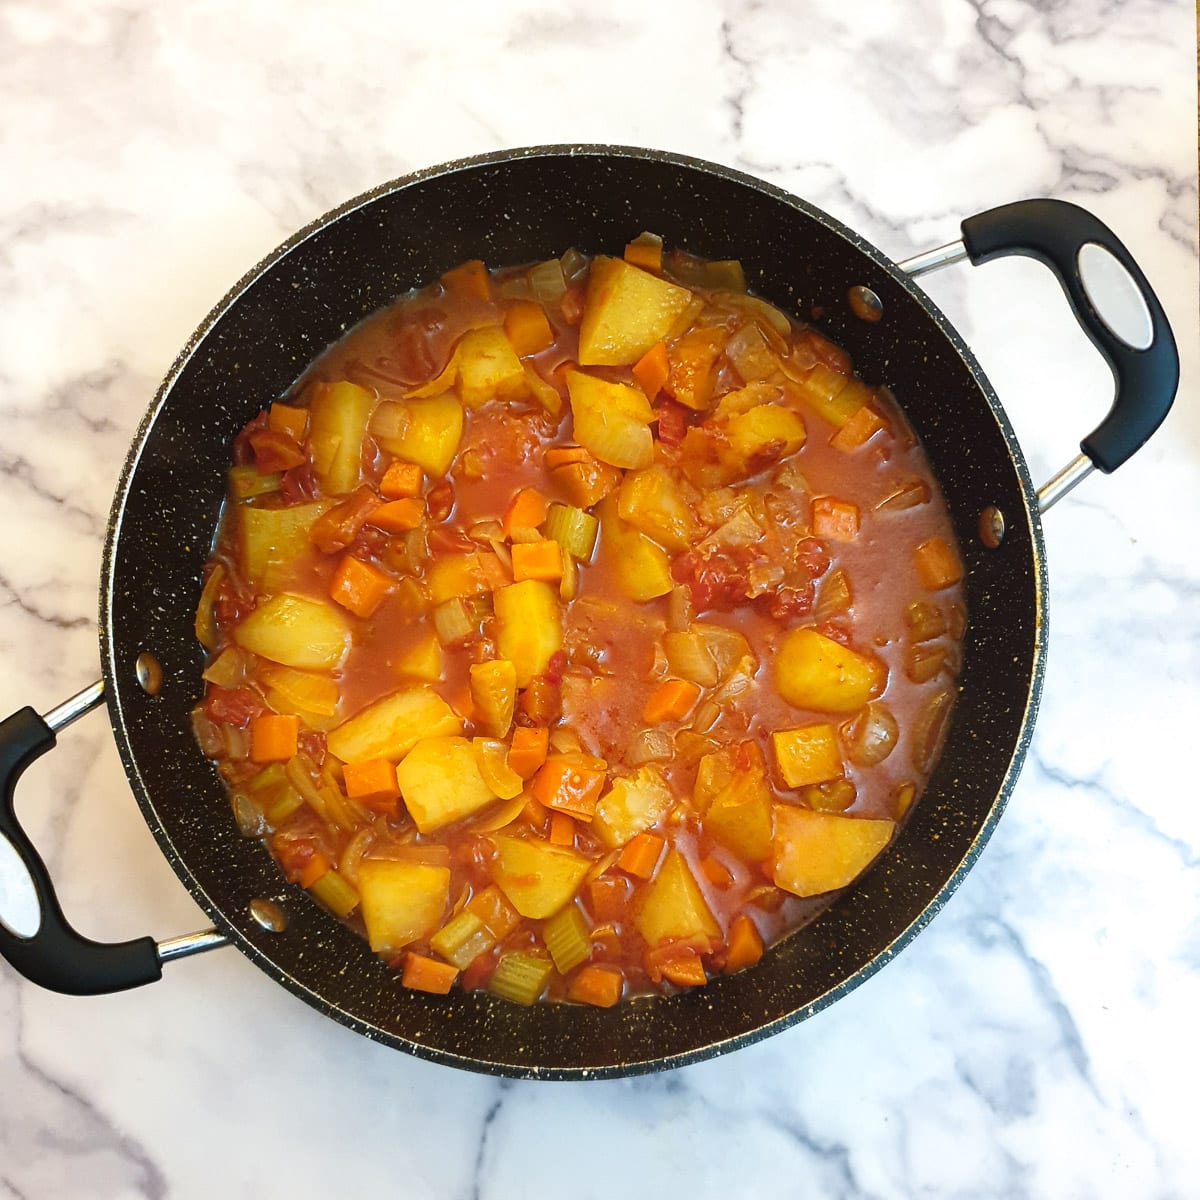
[1,1,1196,1196]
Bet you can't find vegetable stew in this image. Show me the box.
[193,235,965,1007]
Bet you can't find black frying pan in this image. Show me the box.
[0,147,1177,1078]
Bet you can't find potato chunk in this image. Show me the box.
[578,256,697,366]
[397,736,498,833]
[774,628,886,714]
[234,593,350,670]
[370,393,464,477]
[565,369,655,470]
[455,326,527,407]
[239,500,334,589]
[593,764,674,848]
[598,495,674,603]
[772,724,844,789]
[696,743,773,862]
[617,465,695,553]
[327,686,462,763]
[309,381,374,495]
[490,836,590,918]
[633,849,720,950]
[494,580,562,687]
[771,805,894,897]
[358,860,450,953]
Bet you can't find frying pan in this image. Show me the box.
[0,146,1178,1078]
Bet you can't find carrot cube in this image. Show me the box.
[380,461,423,499]
[503,301,554,357]
[632,341,670,401]
[297,850,331,889]
[624,237,663,273]
[567,964,623,1008]
[914,536,964,590]
[250,713,300,763]
[617,832,665,879]
[507,726,549,778]
[510,539,564,583]
[723,914,764,974]
[812,496,860,542]
[830,405,885,451]
[529,754,606,819]
[543,446,592,469]
[586,874,629,923]
[548,812,576,847]
[441,259,491,301]
[369,498,425,534]
[466,884,521,939]
[502,488,548,539]
[329,555,392,618]
[642,678,701,725]
[268,402,308,441]
[401,952,460,995]
[342,758,400,811]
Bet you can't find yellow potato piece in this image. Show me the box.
[565,369,655,470]
[455,326,527,408]
[494,580,562,688]
[772,724,844,789]
[597,495,674,603]
[397,736,498,833]
[233,593,350,671]
[633,849,720,950]
[358,860,450,953]
[774,628,886,714]
[309,381,374,495]
[394,634,443,683]
[593,764,674,849]
[617,465,695,553]
[327,686,462,763]
[771,805,894,897]
[374,393,464,478]
[490,836,590,919]
[578,256,697,366]
[239,500,334,589]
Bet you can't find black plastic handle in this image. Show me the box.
[0,706,162,994]
[961,198,1178,474]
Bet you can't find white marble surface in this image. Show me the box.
[0,1,1196,1195]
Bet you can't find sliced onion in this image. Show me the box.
[912,690,954,773]
[843,701,899,767]
[232,792,265,838]
[530,259,567,306]
[628,728,674,766]
[875,478,931,512]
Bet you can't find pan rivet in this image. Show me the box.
[848,286,883,322]
[249,899,288,933]
[979,506,1006,548]
[135,652,163,696]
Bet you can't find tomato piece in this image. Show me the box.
[205,686,263,728]
[248,428,306,473]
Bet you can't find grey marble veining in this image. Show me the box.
[0,0,1196,1196]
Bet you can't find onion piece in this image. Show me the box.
[530,259,567,306]
[628,728,674,766]
[843,702,899,767]
[232,792,265,837]
[912,690,954,772]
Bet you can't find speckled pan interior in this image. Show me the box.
[99,146,1046,1079]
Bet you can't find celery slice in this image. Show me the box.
[488,952,554,1006]
[264,785,305,826]
[544,503,599,562]
[430,911,496,969]
[543,905,591,975]
[433,596,477,647]
[308,868,360,918]
[228,465,281,499]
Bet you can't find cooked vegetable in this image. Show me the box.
[617,465,695,552]
[309,381,374,494]
[565,369,655,469]
[633,849,720,951]
[469,660,517,738]
[577,256,697,366]
[240,500,334,589]
[593,765,673,849]
[234,593,351,670]
[772,724,844,789]
[429,911,496,969]
[329,555,392,618]
[774,628,886,714]
[543,904,591,974]
[771,806,895,897]
[490,836,590,918]
[494,580,562,687]
[598,495,674,602]
[488,951,554,1006]
[397,736,498,833]
[567,964,623,1007]
[543,503,599,562]
[401,953,459,994]
[249,714,300,763]
[358,860,450,952]
[327,686,462,763]
[370,393,463,477]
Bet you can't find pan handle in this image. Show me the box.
[0,682,224,995]
[899,198,1179,507]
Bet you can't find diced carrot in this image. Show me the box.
[522,797,548,830]
[401,952,460,995]
[544,446,593,469]
[811,496,860,543]
[529,754,606,820]
[502,488,548,539]
[503,301,554,357]
[507,726,549,779]
[724,914,765,974]
[518,677,561,726]
[369,497,425,534]
[342,758,400,810]
[642,678,702,725]
[297,849,331,889]
[380,460,423,499]
[650,948,708,988]
[268,402,308,441]
[561,284,585,326]
[914,536,964,590]
[511,539,564,583]
[700,855,735,889]
[329,555,393,618]
[551,460,622,509]
[466,884,521,938]
[632,341,670,401]
[590,922,621,961]
[618,832,664,879]
[567,964,623,1008]
[587,874,629,923]
[830,404,885,451]
[441,259,491,301]
[624,237,663,273]
[548,812,576,847]
[249,713,300,763]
